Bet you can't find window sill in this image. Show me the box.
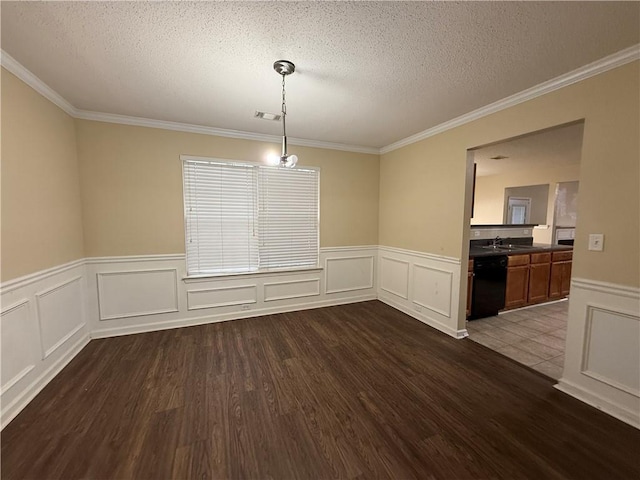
[182,265,324,283]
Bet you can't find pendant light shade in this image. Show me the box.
[274,60,298,168]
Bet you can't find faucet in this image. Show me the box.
[492,236,502,247]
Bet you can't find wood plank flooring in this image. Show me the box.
[2,300,639,479]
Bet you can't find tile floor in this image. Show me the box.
[466,300,568,379]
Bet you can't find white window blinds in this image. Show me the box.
[258,167,319,269]
[183,158,319,276]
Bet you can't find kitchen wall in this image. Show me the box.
[379,61,640,427]
[75,120,380,257]
[1,69,85,281]
[472,164,580,244]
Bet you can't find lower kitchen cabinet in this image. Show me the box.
[549,251,573,299]
[505,255,529,310]
[528,253,551,304]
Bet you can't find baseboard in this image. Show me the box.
[378,294,468,339]
[91,293,377,339]
[1,334,90,429]
[555,379,640,429]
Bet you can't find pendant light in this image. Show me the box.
[273,60,298,168]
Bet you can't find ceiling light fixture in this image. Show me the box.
[273,60,298,168]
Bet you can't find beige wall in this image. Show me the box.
[75,120,379,257]
[1,69,84,281]
[472,164,580,244]
[380,62,639,287]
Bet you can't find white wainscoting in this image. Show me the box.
[97,268,179,320]
[377,246,466,339]
[0,260,89,428]
[86,247,378,339]
[556,278,640,428]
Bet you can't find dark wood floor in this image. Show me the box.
[2,301,639,479]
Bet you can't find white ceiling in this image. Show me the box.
[472,122,585,177]
[1,2,638,150]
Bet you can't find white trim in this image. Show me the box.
[571,277,640,299]
[1,334,90,430]
[325,256,375,294]
[0,258,85,294]
[412,263,453,318]
[34,276,85,359]
[378,295,468,339]
[555,379,640,429]
[580,304,640,397]
[183,266,323,283]
[42,324,85,360]
[0,50,76,116]
[379,245,461,265]
[263,278,321,302]
[1,365,35,396]
[320,245,378,253]
[379,256,410,299]
[0,298,30,316]
[85,254,185,264]
[380,44,640,154]
[186,284,258,311]
[4,45,639,156]
[76,110,379,154]
[90,293,376,339]
[96,268,180,320]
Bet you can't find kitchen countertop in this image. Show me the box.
[469,243,573,258]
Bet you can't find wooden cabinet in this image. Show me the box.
[466,259,473,318]
[549,251,573,299]
[505,255,529,309]
[528,253,551,304]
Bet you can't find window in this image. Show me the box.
[182,157,319,276]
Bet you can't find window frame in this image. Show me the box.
[180,155,321,279]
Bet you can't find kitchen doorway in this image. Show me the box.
[464,121,584,378]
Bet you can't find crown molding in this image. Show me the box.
[380,43,640,154]
[73,110,379,154]
[0,48,377,155]
[1,50,77,117]
[4,44,638,157]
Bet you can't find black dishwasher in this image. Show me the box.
[470,255,508,320]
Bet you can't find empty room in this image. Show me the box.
[1,2,639,479]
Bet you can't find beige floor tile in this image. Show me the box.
[496,345,546,366]
[530,334,566,351]
[466,320,496,333]
[549,354,565,367]
[468,332,507,350]
[547,328,567,340]
[531,361,564,380]
[535,315,567,330]
[482,326,527,345]
[498,322,542,339]
[474,316,509,328]
[516,318,557,333]
[511,339,563,360]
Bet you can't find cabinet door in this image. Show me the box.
[550,261,572,299]
[529,263,551,304]
[560,261,572,296]
[505,265,529,310]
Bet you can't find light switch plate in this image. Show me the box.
[588,233,604,251]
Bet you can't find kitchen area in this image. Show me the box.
[465,122,583,379]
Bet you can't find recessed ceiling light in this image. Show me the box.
[254,111,282,121]
[490,155,509,160]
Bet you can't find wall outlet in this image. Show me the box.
[473,230,480,237]
[240,304,251,311]
[588,233,604,251]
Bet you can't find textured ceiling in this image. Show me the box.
[1,1,638,149]
[473,122,585,177]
